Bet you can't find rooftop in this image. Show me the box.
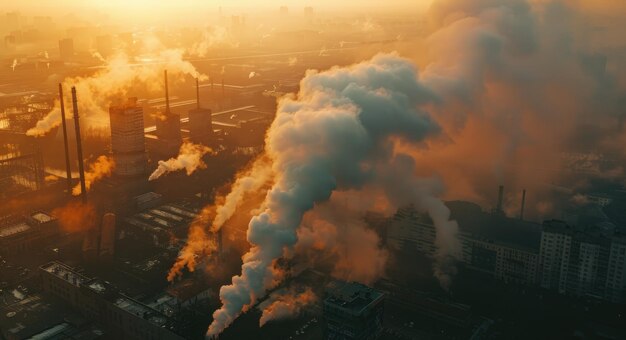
[114,296,168,327]
[30,211,54,223]
[41,262,89,287]
[324,281,385,316]
[0,222,31,238]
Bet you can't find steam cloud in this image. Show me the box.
[206,53,460,336]
[149,142,213,181]
[258,287,317,327]
[27,48,206,137]
[72,155,115,196]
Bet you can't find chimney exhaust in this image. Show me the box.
[58,83,72,194]
[71,86,87,203]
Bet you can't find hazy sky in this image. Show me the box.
[9,0,433,11]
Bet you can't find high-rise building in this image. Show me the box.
[188,79,213,145]
[109,97,148,177]
[539,219,626,303]
[388,202,542,285]
[323,280,385,340]
[58,38,74,60]
[155,70,182,155]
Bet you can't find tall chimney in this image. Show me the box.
[196,77,200,109]
[71,87,87,203]
[58,83,72,194]
[520,189,526,220]
[496,185,504,213]
[164,70,170,113]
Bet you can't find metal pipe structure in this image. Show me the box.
[520,189,526,220]
[196,77,200,109]
[164,70,170,112]
[58,83,72,194]
[71,86,87,203]
[496,185,504,213]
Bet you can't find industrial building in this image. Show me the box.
[40,261,185,339]
[0,211,58,257]
[109,97,148,178]
[323,280,385,340]
[155,71,182,156]
[188,79,213,146]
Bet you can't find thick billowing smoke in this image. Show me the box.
[149,142,213,181]
[206,53,460,337]
[398,0,626,218]
[72,155,115,196]
[258,287,317,327]
[26,48,206,136]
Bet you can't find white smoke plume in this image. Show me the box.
[248,71,260,79]
[26,48,206,137]
[206,53,459,336]
[257,287,317,327]
[11,59,17,71]
[149,142,213,181]
[72,155,115,196]
[288,57,298,66]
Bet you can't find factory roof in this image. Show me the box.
[114,296,169,327]
[324,281,385,316]
[30,211,54,223]
[40,262,89,287]
[0,222,31,238]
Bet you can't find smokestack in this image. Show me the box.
[520,189,526,220]
[196,77,200,109]
[58,83,72,194]
[217,228,223,258]
[164,69,170,113]
[71,87,87,203]
[496,185,504,213]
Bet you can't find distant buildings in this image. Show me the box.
[109,98,148,177]
[58,38,74,60]
[323,280,385,340]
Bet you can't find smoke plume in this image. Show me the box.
[26,48,206,137]
[72,155,115,196]
[52,201,97,233]
[149,142,213,181]
[167,155,273,281]
[207,53,460,336]
[257,287,317,327]
[396,0,626,219]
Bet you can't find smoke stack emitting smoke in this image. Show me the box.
[149,142,214,181]
[71,155,115,196]
[26,48,206,137]
[203,53,461,336]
